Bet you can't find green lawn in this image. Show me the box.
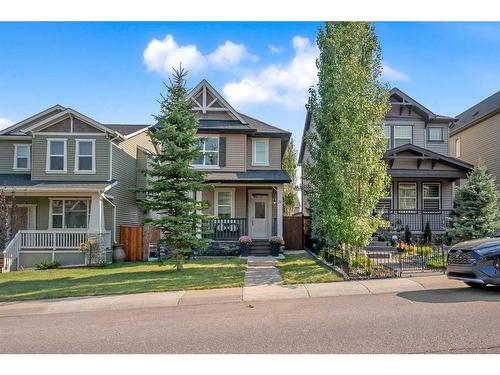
[277,254,343,284]
[0,258,246,302]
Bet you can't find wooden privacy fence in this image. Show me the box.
[120,225,161,261]
[283,216,304,250]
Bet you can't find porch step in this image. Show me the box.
[249,240,272,256]
[365,245,397,253]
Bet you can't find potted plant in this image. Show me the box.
[239,235,252,257]
[269,236,283,256]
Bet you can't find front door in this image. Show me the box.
[249,192,270,239]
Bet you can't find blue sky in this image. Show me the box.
[0,22,499,146]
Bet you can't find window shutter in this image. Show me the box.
[219,137,226,167]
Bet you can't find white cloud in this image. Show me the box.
[223,36,318,109]
[208,41,258,67]
[143,35,258,75]
[143,34,206,74]
[382,63,410,82]
[0,118,13,131]
[268,44,283,54]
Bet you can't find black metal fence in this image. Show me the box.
[381,209,453,232]
[311,245,447,280]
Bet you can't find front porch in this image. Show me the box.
[201,184,284,242]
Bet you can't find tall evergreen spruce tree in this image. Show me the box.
[304,22,390,251]
[282,138,299,216]
[446,165,500,242]
[139,68,210,271]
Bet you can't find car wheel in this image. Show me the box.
[465,282,487,288]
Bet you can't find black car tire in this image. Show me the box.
[465,282,487,288]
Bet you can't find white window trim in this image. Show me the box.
[46,138,68,173]
[423,182,441,212]
[48,198,90,230]
[427,127,444,142]
[393,125,413,147]
[398,182,417,212]
[214,188,235,218]
[252,138,269,166]
[74,139,96,174]
[13,144,31,171]
[191,135,220,169]
[455,137,461,158]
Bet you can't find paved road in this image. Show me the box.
[2,285,500,354]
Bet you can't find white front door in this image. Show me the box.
[249,192,270,239]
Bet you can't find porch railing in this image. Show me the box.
[380,209,453,233]
[2,231,21,273]
[20,230,89,249]
[204,218,248,241]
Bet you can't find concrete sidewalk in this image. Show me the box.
[0,275,466,317]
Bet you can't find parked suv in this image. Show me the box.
[447,235,500,287]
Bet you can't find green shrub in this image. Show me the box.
[404,225,412,244]
[35,260,61,270]
[423,221,432,244]
[419,245,433,256]
[350,255,371,275]
[200,245,239,256]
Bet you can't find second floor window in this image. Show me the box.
[393,126,412,147]
[383,126,391,149]
[75,139,95,172]
[46,139,67,172]
[193,137,219,166]
[14,144,31,170]
[455,137,461,157]
[252,138,269,165]
[428,127,443,142]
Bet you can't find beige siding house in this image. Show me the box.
[449,91,500,188]
[0,106,154,271]
[299,88,473,234]
[160,80,291,253]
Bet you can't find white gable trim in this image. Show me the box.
[22,108,122,138]
[0,105,66,135]
[189,80,247,124]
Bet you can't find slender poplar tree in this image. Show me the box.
[304,22,390,251]
[282,138,299,216]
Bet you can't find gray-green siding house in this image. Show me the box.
[299,88,473,234]
[0,105,156,270]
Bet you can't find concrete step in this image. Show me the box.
[366,252,393,259]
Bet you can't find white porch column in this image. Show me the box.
[196,191,202,239]
[276,185,284,238]
[88,193,105,233]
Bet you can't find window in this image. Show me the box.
[376,183,392,211]
[428,127,443,142]
[398,183,417,211]
[215,189,234,218]
[455,137,461,158]
[14,144,31,170]
[193,137,219,166]
[46,139,67,172]
[423,183,441,212]
[50,199,90,229]
[394,126,412,147]
[75,139,95,173]
[252,138,269,165]
[383,126,391,149]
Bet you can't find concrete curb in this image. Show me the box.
[0,275,466,317]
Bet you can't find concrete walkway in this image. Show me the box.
[0,275,466,317]
[244,256,283,286]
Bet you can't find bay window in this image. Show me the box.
[193,137,219,166]
[50,199,90,229]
